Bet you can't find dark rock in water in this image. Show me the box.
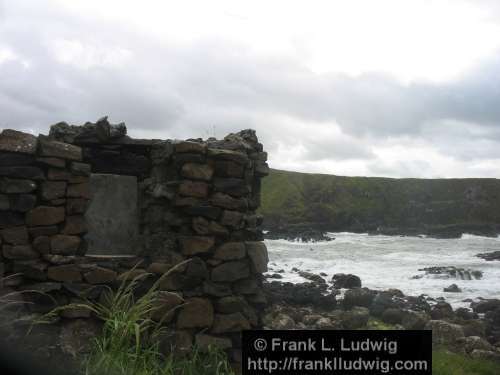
[331,273,361,289]
[267,273,283,279]
[471,299,500,314]
[264,281,336,310]
[476,251,500,261]
[417,266,483,280]
[343,288,376,309]
[264,225,332,242]
[299,271,326,285]
[444,284,462,293]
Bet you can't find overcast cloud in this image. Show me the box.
[1,0,500,178]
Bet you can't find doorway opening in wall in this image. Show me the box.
[84,173,139,255]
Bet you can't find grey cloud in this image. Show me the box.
[2,0,500,175]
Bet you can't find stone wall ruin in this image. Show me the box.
[0,117,270,369]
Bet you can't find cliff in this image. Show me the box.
[261,169,500,237]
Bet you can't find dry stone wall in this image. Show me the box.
[0,118,270,366]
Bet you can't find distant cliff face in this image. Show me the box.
[260,169,500,236]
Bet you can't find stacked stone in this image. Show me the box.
[141,129,270,362]
[0,129,93,291]
[0,122,270,367]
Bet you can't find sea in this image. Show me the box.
[265,232,500,309]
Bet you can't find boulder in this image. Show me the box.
[66,183,90,199]
[264,313,295,330]
[213,178,250,197]
[425,320,465,348]
[0,129,38,154]
[215,296,248,314]
[464,336,493,354]
[210,192,248,210]
[381,308,405,325]
[430,301,454,320]
[470,350,500,362]
[444,284,462,293]
[151,291,183,323]
[214,161,245,178]
[203,281,232,297]
[471,299,500,313]
[401,311,430,330]
[174,141,206,154]
[332,273,361,289]
[176,298,214,329]
[343,288,376,309]
[70,162,91,176]
[342,307,370,329]
[220,210,244,228]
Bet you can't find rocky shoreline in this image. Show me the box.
[263,223,500,242]
[262,271,500,362]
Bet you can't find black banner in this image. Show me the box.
[242,330,431,375]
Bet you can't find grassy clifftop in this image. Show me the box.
[260,169,500,235]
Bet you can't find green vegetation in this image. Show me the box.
[261,169,500,233]
[433,350,500,375]
[41,263,234,375]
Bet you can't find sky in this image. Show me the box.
[1,0,500,178]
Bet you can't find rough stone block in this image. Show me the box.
[28,225,59,237]
[211,261,250,282]
[1,226,29,245]
[50,234,81,255]
[246,241,269,273]
[84,267,117,284]
[47,168,71,181]
[36,157,66,168]
[62,215,87,234]
[66,198,88,215]
[213,178,250,197]
[47,264,82,282]
[214,161,245,178]
[0,166,45,180]
[255,161,270,176]
[0,212,24,228]
[3,244,39,260]
[211,312,250,333]
[0,178,36,193]
[174,141,206,154]
[13,260,48,281]
[207,148,248,165]
[215,296,249,314]
[33,236,51,254]
[67,182,90,199]
[26,206,65,226]
[181,163,214,181]
[0,152,34,166]
[213,242,246,260]
[180,236,214,256]
[0,194,9,210]
[0,129,38,154]
[203,281,232,297]
[220,210,244,228]
[39,137,82,161]
[233,278,259,294]
[40,181,67,201]
[178,180,209,198]
[70,162,91,176]
[9,194,36,212]
[183,204,221,220]
[176,297,214,328]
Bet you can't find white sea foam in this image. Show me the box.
[266,232,500,309]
